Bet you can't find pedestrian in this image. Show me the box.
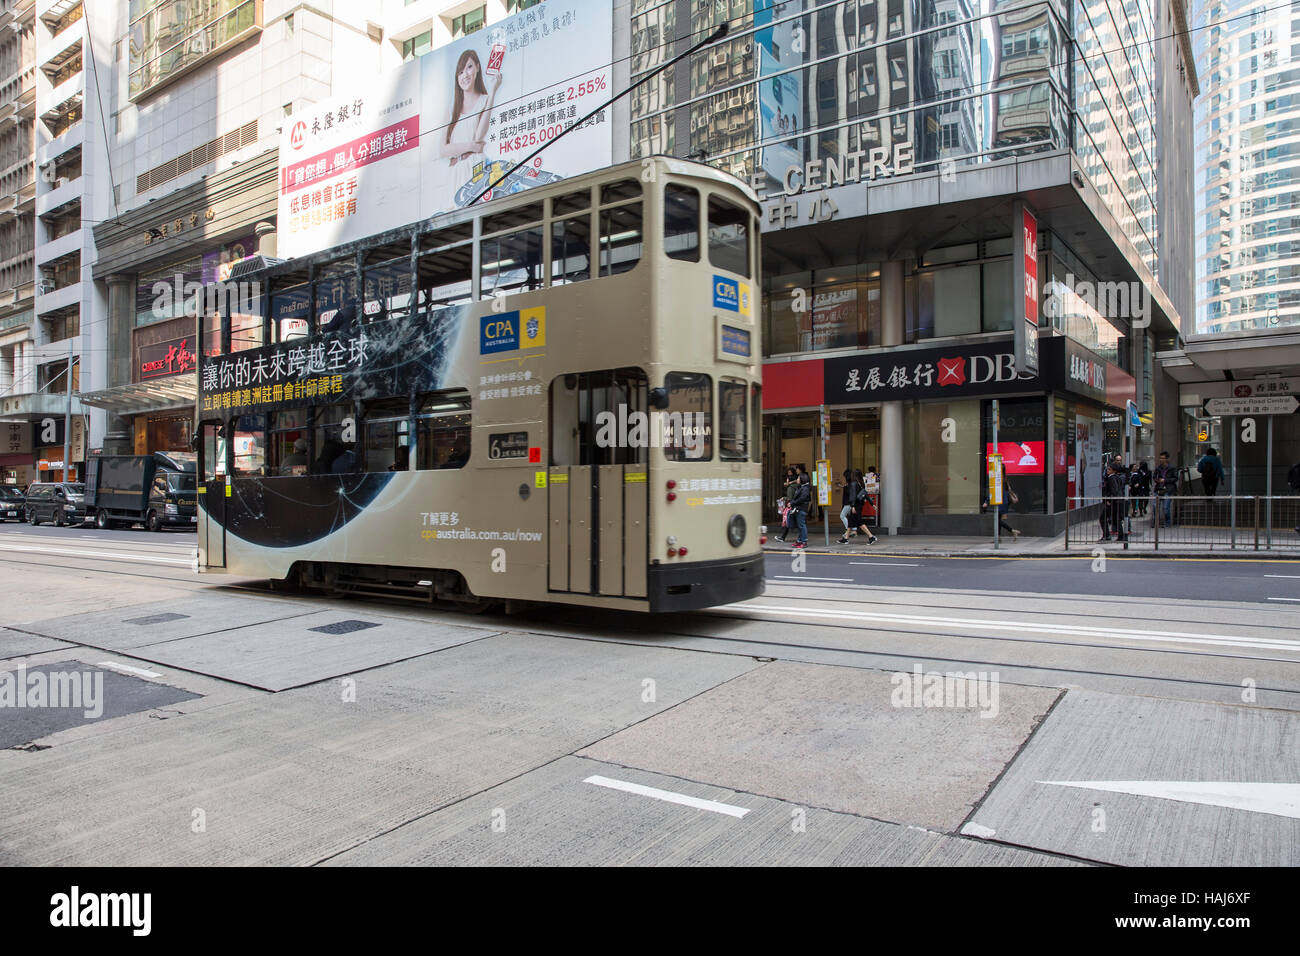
[849,468,879,544]
[1197,447,1225,497]
[836,468,859,543]
[1101,459,1129,541]
[985,460,1020,538]
[1153,451,1177,527]
[790,471,811,549]
[777,466,799,541]
[279,436,308,476]
[1130,461,1151,516]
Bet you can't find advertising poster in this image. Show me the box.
[986,441,1044,475]
[1074,415,1102,506]
[422,0,612,216]
[278,1,613,260]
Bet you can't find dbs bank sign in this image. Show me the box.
[823,338,1040,404]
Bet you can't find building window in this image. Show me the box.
[401,30,432,60]
[507,0,541,11]
[450,6,486,38]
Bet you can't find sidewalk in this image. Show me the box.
[761,523,1300,559]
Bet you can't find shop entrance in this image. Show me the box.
[764,407,881,521]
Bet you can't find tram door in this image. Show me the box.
[199,422,226,568]
[548,370,648,598]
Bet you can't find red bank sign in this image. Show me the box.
[1022,207,1038,325]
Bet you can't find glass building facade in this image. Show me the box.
[631,0,1166,273]
[1194,1,1300,332]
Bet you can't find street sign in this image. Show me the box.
[1126,400,1141,427]
[1196,427,1209,442]
[815,458,831,507]
[987,454,1003,506]
[1204,396,1299,416]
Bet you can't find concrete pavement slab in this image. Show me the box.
[962,689,1300,865]
[0,634,757,865]
[21,593,317,650]
[130,609,496,691]
[325,756,1079,865]
[0,628,71,661]
[579,660,1062,831]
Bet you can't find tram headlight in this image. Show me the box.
[727,514,746,548]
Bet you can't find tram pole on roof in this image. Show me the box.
[466,21,732,208]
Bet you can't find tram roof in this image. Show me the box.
[241,157,757,285]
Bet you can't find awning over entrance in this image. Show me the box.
[78,374,196,416]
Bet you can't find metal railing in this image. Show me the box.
[1064,495,1300,551]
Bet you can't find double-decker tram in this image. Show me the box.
[195,158,764,611]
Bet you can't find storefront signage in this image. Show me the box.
[3,422,31,455]
[140,336,198,380]
[770,144,915,197]
[1062,339,1107,403]
[142,207,215,246]
[824,338,1039,404]
[1013,201,1040,375]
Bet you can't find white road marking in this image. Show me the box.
[960,822,997,839]
[1264,574,1300,578]
[0,542,191,565]
[584,775,750,818]
[771,575,855,582]
[850,561,921,567]
[1038,781,1300,821]
[727,603,1300,653]
[1267,597,1300,602]
[96,661,164,679]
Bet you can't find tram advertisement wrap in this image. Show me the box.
[277,0,613,259]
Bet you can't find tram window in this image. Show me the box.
[363,260,412,324]
[232,414,267,476]
[663,184,700,262]
[549,369,648,466]
[483,201,543,236]
[230,309,264,352]
[316,261,361,333]
[662,372,712,461]
[551,215,591,286]
[553,189,591,216]
[268,409,309,476]
[719,379,749,461]
[201,422,226,479]
[312,403,359,474]
[599,203,643,277]
[272,283,311,344]
[601,179,642,204]
[415,391,472,470]
[361,398,411,472]
[418,244,473,308]
[708,196,750,277]
[750,383,762,464]
[481,226,544,298]
[420,221,474,251]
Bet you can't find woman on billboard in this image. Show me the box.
[440,48,503,194]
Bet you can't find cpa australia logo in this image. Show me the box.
[526,316,539,340]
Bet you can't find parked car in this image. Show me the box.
[0,485,24,522]
[25,482,90,527]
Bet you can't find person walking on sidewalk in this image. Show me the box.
[837,468,860,543]
[1153,451,1178,527]
[1130,461,1151,516]
[790,472,811,549]
[985,460,1021,538]
[777,466,798,541]
[1101,459,1129,541]
[849,468,879,543]
[1197,447,1225,497]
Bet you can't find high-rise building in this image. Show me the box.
[1193,0,1298,333]
[633,0,1197,534]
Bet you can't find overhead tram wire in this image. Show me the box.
[465,22,733,207]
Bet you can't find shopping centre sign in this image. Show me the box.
[758,141,916,230]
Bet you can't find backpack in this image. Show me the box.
[1198,458,1213,477]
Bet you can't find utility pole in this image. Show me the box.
[62,340,73,482]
